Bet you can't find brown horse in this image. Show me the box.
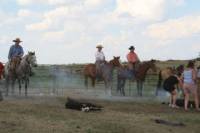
[156,65,184,96]
[117,59,157,96]
[84,56,121,95]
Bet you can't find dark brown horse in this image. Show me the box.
[117,60,157,96]
[84,56,121,96]
[156,65,184,96]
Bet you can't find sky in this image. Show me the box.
[0,0,200,64]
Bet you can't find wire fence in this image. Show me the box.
[1,60,199,97]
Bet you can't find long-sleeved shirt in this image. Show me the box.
[8,44,24,60]
[95,51,105,61]
[126,51,139,63]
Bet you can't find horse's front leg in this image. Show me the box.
[117,77,121,94]
[104,80,112,96]
[137,80,141,96]
[84,75,88,89]
[122,79,126,96]
[5,76,9,96]
[137,81,143,97]
[18,79,21,95]
[140,81,143,97]
[11,78,16,95]
[25,77,28,96]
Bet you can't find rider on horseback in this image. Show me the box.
[126,46,140,73]
[95,44,105,80]
[8,38,24,70]
[8,38,24,61]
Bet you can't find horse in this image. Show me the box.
[5,52,37,96]
[155,65,184,96]
[117,60,157,96]
[84,56,121,96]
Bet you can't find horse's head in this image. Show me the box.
[109,56,121,67]
[27,51,37,67]
[147,59,157,72]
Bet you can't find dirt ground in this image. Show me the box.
[0,89,200,133]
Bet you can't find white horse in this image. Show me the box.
[5,52,37,96]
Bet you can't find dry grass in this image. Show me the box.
[0,96,199,133]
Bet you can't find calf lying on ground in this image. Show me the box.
[65,97,103,112]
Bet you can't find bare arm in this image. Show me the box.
[192,69,197,83]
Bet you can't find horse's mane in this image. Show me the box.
[21,54,29,62]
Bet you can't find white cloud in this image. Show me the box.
[26,20,51,31]
[84,0,108,9]
[115,0,166,21]
[0,36,10,45]
[145,15,200,40]
[17,0,33,5]
[43,31,65,41]
[25,5,84,31]
[48,0,67,5]
[172,0,185,6]
[17,0,79,6]
[17,9,32,17]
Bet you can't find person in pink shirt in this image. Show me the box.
[126,46,140,71]
[0,62,4,80]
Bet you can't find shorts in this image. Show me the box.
[183,83,197,94]
[163,76,178,93]
[163,84,176,93]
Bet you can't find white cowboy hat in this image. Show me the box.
[96,44,103,48]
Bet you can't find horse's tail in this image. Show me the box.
[157,70,162,89]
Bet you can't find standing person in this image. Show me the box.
[126,46,140,71]
[8,38,24,61]
[95,44,105,80]
[163,75,182,108]
[197,66,200,103]
[0,62,4,80]
[183,61,199,111]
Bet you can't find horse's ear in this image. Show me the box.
[117,56,120,59]
[113,56,116,59]
[33,51,35,55]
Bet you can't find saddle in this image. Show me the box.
[122,64,137,79]
[95,61,105,81]
[8,57,21,73]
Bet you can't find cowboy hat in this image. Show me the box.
[96,44,103,48]
[129,46,135,50]
[13,38,22,43]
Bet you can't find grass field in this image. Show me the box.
[0,95,200,133]
[0,60,200,133]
